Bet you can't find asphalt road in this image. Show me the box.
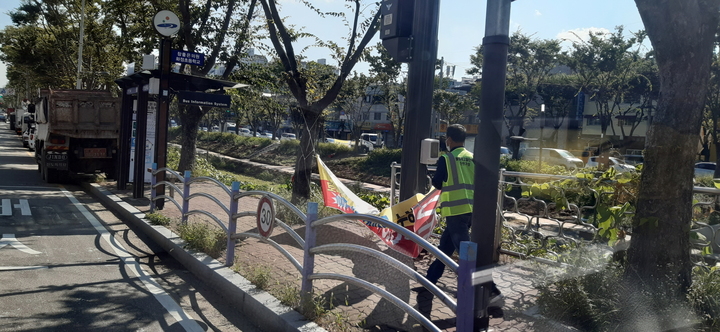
[0,121,261,331]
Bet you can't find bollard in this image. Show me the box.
[181,170,191,224]
[300,202,318,307]
[225,182,240,266]
[456,241,477,332]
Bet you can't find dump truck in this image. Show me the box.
[34,89,121,183]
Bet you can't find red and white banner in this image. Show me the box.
[316,155,440,258]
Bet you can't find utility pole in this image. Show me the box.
[398,0,440,200]
[75,0,86,89]
[472,0,511,330]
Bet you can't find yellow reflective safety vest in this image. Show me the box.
[439,147,475,217]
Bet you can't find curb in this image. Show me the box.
[83,182,326,332]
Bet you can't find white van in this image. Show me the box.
[520,148,584,170]
[280,133,297,140]
[361,133,383,148]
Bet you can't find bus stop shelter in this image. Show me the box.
[115,70,247,199]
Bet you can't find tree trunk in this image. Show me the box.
[625,0,719,321]
[178,105,205,173]
[291,110,321,203]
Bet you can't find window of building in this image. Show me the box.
[363,113,370,120]
[374,112,382,120]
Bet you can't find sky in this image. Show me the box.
[0,0,646,88]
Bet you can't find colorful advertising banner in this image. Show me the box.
[317,155,439,257]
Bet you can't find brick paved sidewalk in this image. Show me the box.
[99,175,575,332]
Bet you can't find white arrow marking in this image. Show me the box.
[14,199,31,216]
[386,4,392,10]
[0,234,42,254]
[1,199,9,216]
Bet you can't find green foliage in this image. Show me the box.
[536,247,623,331]
[357,148,402,177]
[243,265,272,290]
[356,192,390,211]
[177,221,227,258]
[500,158,567,175]
[145,212,172,226]
[317,141,353,158]
[689,266,720,329]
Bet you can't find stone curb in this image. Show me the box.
[82,182,326,332]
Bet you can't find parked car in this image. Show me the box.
[238,128,252,137]
[280,133,297,141]
[695,162,717,178]
[585,156,636,173]
[0,113,5,122]
[211,125,220,132]
[500,146,513,159]
[623,154,644,166]
[520,147,584,170]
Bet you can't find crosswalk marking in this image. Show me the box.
[14,199,31,216]
[1,199,32,217]
[1,199,9,216]
[0,234,41,254]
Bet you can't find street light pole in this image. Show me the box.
[472,0,511,329]
[539,104,544,173]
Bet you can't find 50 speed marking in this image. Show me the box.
[257,196,275,238]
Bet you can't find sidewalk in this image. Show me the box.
[90,154,577,332]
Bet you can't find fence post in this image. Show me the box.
[150,163,158,213]
[457,241,477,332]
[225,181,240,267]
[300,202,318,307]
[181,170,191,224]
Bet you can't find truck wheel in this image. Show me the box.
[46,167,59,184]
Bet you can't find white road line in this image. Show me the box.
[14,199,31,216]
[1,199,9,216]
[60,188,204,332]
[0,234,42,254]
[0,266,48,271]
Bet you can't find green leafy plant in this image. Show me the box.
[145,212,173,226]
[176,221,227,258]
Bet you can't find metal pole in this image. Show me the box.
[399,0,440,201]
[539,104,544,173]
[472,0,511,330]
[133,84,149,199]
[154,38,171,210]
[75,0,86,89]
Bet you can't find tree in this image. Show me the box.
[536,77,578,146]
[469,32,562,157]
[364,43,404,148]
[702,50,720,167]
[259,0,380,202]
[174,0,257,173]
[563,27,649,141]
[432,90,477,125]
[332,73,374,150]
[625,0,720,322]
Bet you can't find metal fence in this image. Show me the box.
[148,164,487,332]
[148,164,720,331]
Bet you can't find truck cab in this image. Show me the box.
[361,133,383,148]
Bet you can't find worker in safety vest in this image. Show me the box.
[420,124,504,309]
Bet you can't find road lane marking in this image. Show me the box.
[14,199,31,216]
[0,234,42,254]
[0,266,48,271]
[1,199,9,216]
[60,188,204,332]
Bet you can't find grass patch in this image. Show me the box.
[177,221,227,258]
[145,212,172,226]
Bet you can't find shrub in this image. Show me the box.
[145,212,172,226]
[177,221,227,258]
[689,266,720,329]
[357,148,402,177]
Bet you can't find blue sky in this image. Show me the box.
[0,0,645,88]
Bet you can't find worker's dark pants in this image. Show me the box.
[425,213,472,284]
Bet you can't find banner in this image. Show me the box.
[316,155,440,257]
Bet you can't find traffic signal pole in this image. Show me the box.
[472,0,511,330]
[399,0,440,201]
[154,37,171,210]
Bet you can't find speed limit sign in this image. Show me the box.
[257,196,275,238]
